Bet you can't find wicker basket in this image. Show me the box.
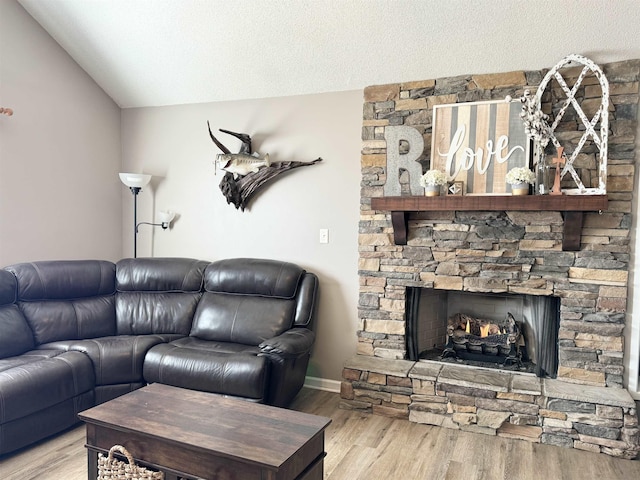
[97,445,164,480]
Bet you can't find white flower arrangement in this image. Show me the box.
[505,167,536,185]
[520,90,551,148]
[420,169,447,187]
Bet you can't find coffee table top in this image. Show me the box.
[79,383,331,470]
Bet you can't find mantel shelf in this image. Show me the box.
[370,194,608,251]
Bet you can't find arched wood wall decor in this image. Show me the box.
[533,54,609,194]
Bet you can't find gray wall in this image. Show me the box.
[0,1,122,265]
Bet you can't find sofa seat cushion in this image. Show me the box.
[95,383,144,405]
[169,336,260,355]
[0,350,94,423]
[143,342,268,401]
[41,335,176,385]
[0,349,67,373]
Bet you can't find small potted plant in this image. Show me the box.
[505,167,536,196]
[420,169,447,196]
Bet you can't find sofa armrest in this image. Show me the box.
[259,327,315,406]
[259,328,315,357]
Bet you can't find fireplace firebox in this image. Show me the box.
[405,288,560,377]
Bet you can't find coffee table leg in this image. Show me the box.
[87,449,98,480]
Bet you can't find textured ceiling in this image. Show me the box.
[18,0,640,108]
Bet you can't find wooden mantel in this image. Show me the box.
[370,195,608,251]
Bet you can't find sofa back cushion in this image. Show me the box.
[204,258,304,298]
[0,270,34,359]
[5,260,116,345]
[189,258,303,345]
[191,293,296,345]
[116,258,208,335]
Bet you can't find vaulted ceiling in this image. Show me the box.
[18,0,640,108]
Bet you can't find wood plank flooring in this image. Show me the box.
[1,387,639,480]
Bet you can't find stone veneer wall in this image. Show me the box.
[342,60,640,458]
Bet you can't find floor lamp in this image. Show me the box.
[119,173,152,258]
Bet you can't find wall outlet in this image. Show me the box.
[319,228,329,244]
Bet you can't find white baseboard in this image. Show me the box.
[304,376,341,393]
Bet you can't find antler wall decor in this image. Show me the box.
[207,122,322,211]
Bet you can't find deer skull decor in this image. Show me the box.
[207,123,322,211]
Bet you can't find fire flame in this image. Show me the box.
[464,319,506,338]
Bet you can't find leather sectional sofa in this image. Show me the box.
[0,257,318,455]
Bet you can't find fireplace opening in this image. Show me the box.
[406,288,560,377]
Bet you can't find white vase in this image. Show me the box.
[511,182,529,196]
[424,185,440,197]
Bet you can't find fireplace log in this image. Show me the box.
[444,312,522,365]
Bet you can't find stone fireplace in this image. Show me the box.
[341,60,640,458]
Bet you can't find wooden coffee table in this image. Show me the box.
[78,383,331,480]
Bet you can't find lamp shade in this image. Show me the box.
[157,210,175,224]
[119,173,152,188]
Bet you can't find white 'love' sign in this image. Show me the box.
[431,99,529,194]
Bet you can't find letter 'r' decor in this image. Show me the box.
[430,99,529,195]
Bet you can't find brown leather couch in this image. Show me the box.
[0,257,318,455]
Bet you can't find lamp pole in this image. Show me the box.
[130,186,141,258]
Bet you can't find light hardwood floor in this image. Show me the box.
[1,388,639,480]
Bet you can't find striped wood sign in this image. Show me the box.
[431,100,529,194]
